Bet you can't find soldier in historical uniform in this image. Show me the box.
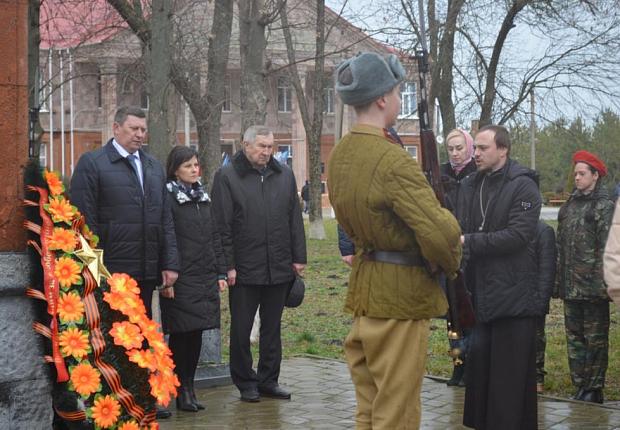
[555,150,614,404]
[328,52,462,429]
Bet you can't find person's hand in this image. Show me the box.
[160,285,175,299]
[341,255,354,267]
[460,235,465,245]
[227,269,237,286]
[218,279,228,292]
[162,270,178,287]
[293,263,306,276]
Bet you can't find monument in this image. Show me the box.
[0,0,53,428]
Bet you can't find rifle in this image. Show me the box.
[415,0,475,363]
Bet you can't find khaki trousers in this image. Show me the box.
[345,316,430,430]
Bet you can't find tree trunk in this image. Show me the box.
[280,0,326,239]
[203,0,233,187]
[140,0,174,164]
[239,0,268,132]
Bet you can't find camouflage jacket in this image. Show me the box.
[556,184,614,300]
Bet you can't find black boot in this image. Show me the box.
[580,389,604,404]
[176,383,198,412]
[188,380,205,410]
[447,363,465,387]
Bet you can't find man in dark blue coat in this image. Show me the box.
[211,125,307,403]
[70,106,179,418]
[455,125,542,430]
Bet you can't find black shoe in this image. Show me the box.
[188,380,205,410]
[447,364,465,387]
[176,386,198,412]
[258,385,291,400]
[580,389,604,404]
[240,388,260,402]
[156,408,172,419]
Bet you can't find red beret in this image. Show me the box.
[573,150,607,177]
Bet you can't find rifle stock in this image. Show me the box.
[415,50,476,344]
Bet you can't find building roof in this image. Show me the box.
[40,0,129,49]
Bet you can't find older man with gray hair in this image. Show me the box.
[211,125,307,402]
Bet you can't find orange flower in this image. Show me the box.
[59,327,90,359]
[45,196,78,224]
[90,394,121,428]
[47,227,77,252]
[58,291,84,323]
[126,349,157,371]
[149,423,159,430]
[117,421,140,430]
[110,321,144,350]
[54,256,83,289]
[102,291,125,311]
[70,361,101,397]
[44,170,64,195]
[108,273,140,296]
[149,372,173,406]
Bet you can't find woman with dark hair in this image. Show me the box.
[556,150,614,403]
[161,145,227,412]
[440,128,477,387]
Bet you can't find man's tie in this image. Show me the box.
[127,154,144,191]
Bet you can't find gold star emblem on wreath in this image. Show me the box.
[74,234,111,286]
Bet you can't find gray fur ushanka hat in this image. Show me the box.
[335,52,406,106]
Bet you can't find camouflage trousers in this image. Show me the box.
[564,300,610,390]
[535,316,546,384]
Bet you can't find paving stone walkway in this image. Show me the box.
[160,357,620,429]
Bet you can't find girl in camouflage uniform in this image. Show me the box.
[556,150,614,404]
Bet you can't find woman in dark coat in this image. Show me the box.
[440,128,477,387]
[161,146,227,412]
[556,150,614,403]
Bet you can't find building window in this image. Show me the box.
[222,79,231,112]
[39,69,49,112]
[141,90,149,110]
[96,70,102,108]
[404,145,418,161]
[400,82,417,118]
[277,76,292,113]
[121,74,134,94]
[323,87,334,113]
[39,143,47,167]
[275,144,293,168]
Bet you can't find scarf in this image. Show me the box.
[166,180,210,204]
[449,129,474,175]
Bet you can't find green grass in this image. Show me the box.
[219,218,620,400]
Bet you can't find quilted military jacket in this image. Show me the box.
[327,125,462,320]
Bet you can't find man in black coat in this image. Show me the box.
[211,125,307,403]
[455,125,542,430]
[70,106,179,419]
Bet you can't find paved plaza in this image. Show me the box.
[160,357,620,429]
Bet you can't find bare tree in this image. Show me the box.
[238,0,285,132]
[281,0,326,239]
[107,0,233,185]
[369,0,620,131]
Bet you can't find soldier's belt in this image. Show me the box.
[363,250,424,267]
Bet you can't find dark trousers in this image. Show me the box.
[139,280,158,319]
[169,330,203,382]
[463,317,538,430]
[229,282,289,391]
[564,300,609,390]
